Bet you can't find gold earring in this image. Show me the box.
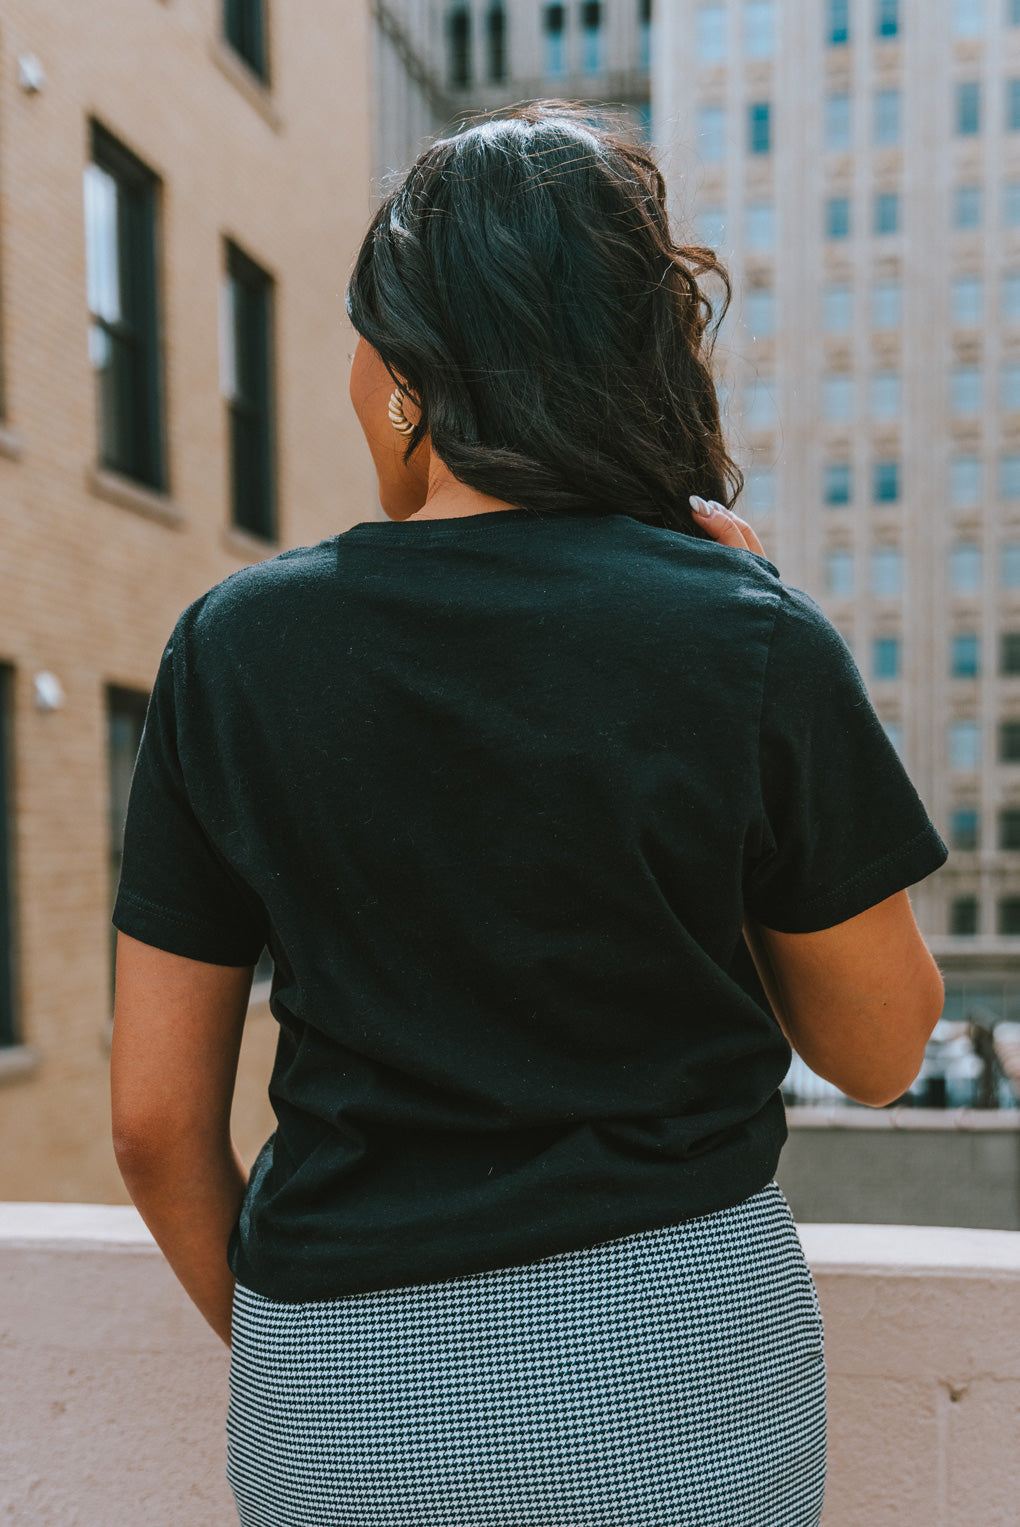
[388,387,415,437]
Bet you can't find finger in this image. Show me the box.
[721,509,767,560]
[690,497,770,561]
[689,496,751,550]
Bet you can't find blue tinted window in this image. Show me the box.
[876,0,899,38]
[829,0,849,44]
[826,196,851,238]
[951,632,980,677]
[749,102,772,154]
[825,462,852,504]
[957,81,981,135]
[874,191,900,234]
[950,807,979,850]
[873,460,900,501]
[873,637,900,678]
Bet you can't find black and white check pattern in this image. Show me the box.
[226,1180,826,1526]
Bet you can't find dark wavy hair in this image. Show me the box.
[346,101,742,534]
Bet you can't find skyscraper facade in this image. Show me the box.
[373,0,652,183]
[655,0,1020,1020]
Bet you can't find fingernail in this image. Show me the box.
[690,495,714,517]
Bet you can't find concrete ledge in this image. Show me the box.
[787,1104,1020,1130]
[1,1206,1018,1526]
[0,1044,41,1085]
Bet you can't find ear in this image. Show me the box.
[349,339,430,519]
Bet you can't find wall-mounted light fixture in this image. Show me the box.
[17,54,46,94]
[34,672,64,711]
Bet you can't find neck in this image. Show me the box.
[400,457,521,522]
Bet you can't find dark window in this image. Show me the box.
[107,686,149,1001]
[957,81,981,135]
[1002,631,1020,673]
[448,6,472,88]
[638,0,652,71]
[580,0,603,71]
[825,462,852,504]
[0,668,14,1046]
[950,807,979,850]
[1001,719,1020,760]
[224,242,276,541]
[951,632,980,677]
[1009,79,1020,131]
[748,102,772,154]
[999,896,1020,933]
[826,196,851,238]
[544,2,566,75]
[873,460,900,502]
[223,0,268,81]
[84,123,165,491]
[1001,809,1020,849]
[829,0,850,44]
[876,0,899,38]
[951,896,979,935]
[487,4,507,81]
[874,190,900,234]
[1012,0,1020,25]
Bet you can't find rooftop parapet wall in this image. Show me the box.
[0,1205,1018,1526]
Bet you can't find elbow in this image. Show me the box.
[112,1123,166,1179]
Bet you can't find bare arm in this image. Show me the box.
[110,931,255,1347]
[743,890,945,1107]
[688,496,945,1107]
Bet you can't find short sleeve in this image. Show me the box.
[112,629,268,966]
[743,587,948,933]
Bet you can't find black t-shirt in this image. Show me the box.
[112,508,948,1301]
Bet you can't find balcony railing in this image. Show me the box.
[1,1204,1017,1525]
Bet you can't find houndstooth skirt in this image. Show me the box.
[226,1179,826,1527]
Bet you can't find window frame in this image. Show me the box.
[874,190,900,235]
[1000,719,1020,762]
[949,541,983,594]
[873,635,901,679]
[107,684,150,1007]
[0,667,15,1047]
[949,807,979,851]
[824,92,852,152]
[950,896,980,936]
[873,459,900,503]
[448,4,473,88]
[824,461,853,505]
[223,239,278,543]
[874,87,901,146]
[826,195,851,239]
[954,183,982,229]
[1000,808,1020,851]
[956,80,981,136]
[86,121,166,493]
[950,631,981,678]
[748,101,772,155]
[223,0,269,83]
[1003,631,1020,674]
[828,0,850,46]
[876,0,900,39]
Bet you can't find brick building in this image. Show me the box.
[0,0,376,1200]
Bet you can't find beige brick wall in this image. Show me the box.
[0,0,378,1201]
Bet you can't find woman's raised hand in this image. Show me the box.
[689,495,768,561]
